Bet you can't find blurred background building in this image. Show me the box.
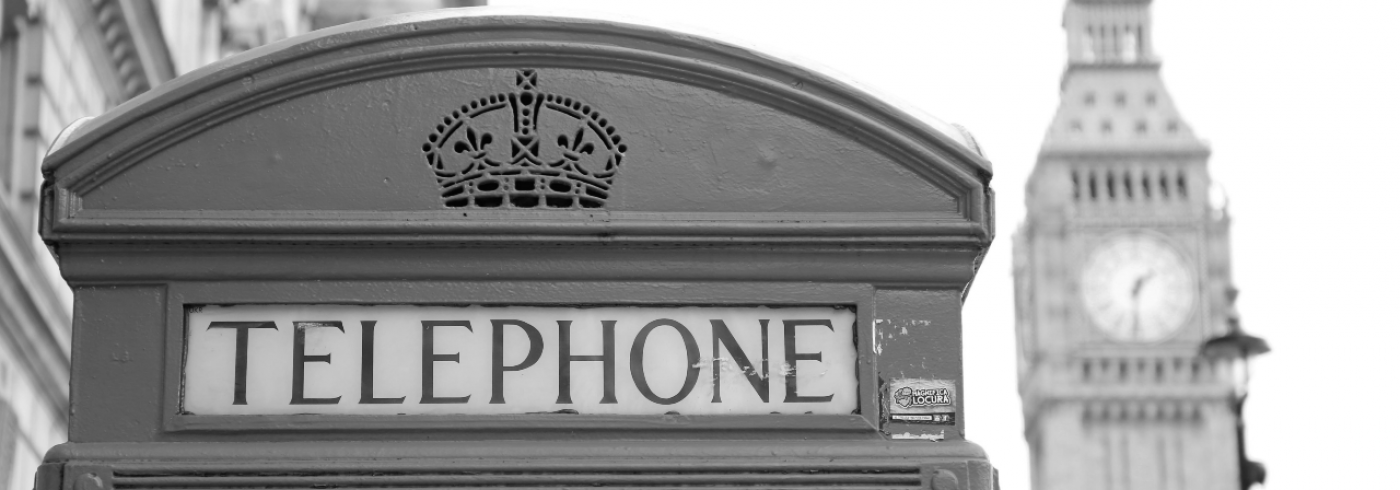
[0,2,480,490]
[1013,1,1265,489]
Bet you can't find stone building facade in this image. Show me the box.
[0,2,178,489]
[0,2,481,490]
[1013,1,1243,489]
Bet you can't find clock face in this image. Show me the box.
[1080,234,1196,342]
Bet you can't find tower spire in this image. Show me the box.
[1040,0,1206,155]
[1064,0,1157,66]
[1016,3,1249,490]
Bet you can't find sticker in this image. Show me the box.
[891,430,946,442]
[888,378,956,425]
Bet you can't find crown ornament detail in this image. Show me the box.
[421,70,627,209]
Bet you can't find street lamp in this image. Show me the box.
[1200,291,1270,490]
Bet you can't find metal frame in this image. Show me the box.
[38,12,997,490]
[160,280,881,435]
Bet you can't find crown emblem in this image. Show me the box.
[421,70,627,209]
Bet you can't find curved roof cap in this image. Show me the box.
[42,9,994,246]
[50,8,988,164]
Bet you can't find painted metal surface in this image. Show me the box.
[42,14,991,245]
[39,10,997,490]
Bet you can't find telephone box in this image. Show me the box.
[37,11,996,490]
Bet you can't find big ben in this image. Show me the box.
[1013,1,1250,489]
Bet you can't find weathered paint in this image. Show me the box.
[39,11,996,490]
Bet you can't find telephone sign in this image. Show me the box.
[184,305,857,416]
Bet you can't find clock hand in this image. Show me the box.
[1130,271,1155,298]
[1129,271,1155,339]
[1131,304,1141,340]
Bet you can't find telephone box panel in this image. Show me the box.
[39,11,996,490]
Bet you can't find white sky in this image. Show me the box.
[483,1,1399,489]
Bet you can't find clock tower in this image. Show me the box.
[1013,1,1244,489]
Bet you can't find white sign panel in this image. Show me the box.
[184,305,857,416]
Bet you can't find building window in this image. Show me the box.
[1114,92,1127,107]
[1121,26,1139,63]
[1145,92,1157,106]
[1082,28,1097,62]
[1072,170,1082,200]
[1100,120,1113,134]
[1084,92,1096,106]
